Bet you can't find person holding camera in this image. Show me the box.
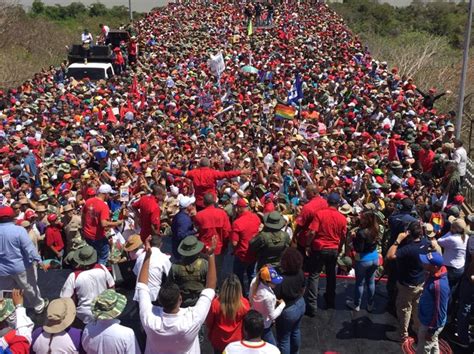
[386,221,431,343]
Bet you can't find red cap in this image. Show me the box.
[0,206,15,218]
[236,198,248,208]
[86,187,96,197]
[375,176,384,184]
[24,210,37,220]
[453,195,465,204]
[47,214,58,223]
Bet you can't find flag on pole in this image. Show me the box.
[274,103,296,120]
[287,73,303,105]
[247,20,253,36]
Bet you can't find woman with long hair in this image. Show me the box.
[346,211,380,312]
[274,248,306,354]
[249,265,285,345]
[206,274,250,354]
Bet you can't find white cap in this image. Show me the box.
[179,195,196,209]
[98,184,115,194]
[170,185,179,196]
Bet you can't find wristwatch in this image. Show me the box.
[394,241,400,246]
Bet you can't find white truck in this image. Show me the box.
[65,62,115,81]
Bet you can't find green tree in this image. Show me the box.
[31,0,45,15]
[89,2,107,17]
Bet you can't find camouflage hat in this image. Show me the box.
[91,289,127,320]
[0,298,14,322]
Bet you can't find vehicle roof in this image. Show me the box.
[67,62,112,69]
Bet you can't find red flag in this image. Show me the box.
[131,76,139,96]
[106,107,118,123]
[119,104,126,119]
[97,108,103,121]
[140,92,146,110]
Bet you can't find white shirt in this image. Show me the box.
[452,146,467,176]
[249,278,285,329]
[82,319,141,354]
[136,283,215,354]
[133,247,171,301]
[223,340,280,354]
[438,232,468,269]
[60,265,115,324]
[32,330,79,354]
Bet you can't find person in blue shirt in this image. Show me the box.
[386,221,430,342]
[0,206,48,314]
[386,197,419,313]
[417,252,450,354]
[171,196,197,260]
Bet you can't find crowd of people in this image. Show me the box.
[0,1,473,353]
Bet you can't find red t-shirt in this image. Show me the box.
[230,210,261,263]
[309,207,348,250]
[206,296,250,351]
[45,225,64,252]
[295,196,328,247]
[168,167,241,209]
[82,197,110,240]
[132,194,161,242]
[194,205,231,255]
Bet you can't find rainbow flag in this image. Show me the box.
[274,103,296,120]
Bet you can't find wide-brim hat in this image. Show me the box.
[263,211,286,230]
[63,204,74,212]
[178,235,204,257]
[338,204,353,215]
[123,234,142,252]
[0,298,14,322]
[72,245,97,266]
[43,298,76,334]
[91,289,127,320]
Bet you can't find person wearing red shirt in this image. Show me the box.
[81,184,123,265]
[305,193,347,315]
[231,198,262,296]
[206,274,250,353]
[293,185,328,256]
[418,140,435,173]
[194,193,231,284]
[167,157,248,210]
[132,184,164,242]
[44,213,64,261]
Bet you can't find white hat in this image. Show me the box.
[170,185,179,196]
[98,184,115,194]
[179,196,196,209]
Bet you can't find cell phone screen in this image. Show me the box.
[0,290,13,299]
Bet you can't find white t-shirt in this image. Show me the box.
[82,319,141,354]
[136,283,215,354]
[32,330,79,354]
[60,265,115,323]
[224,340,280,354]
[133,247,172,301]
[438,232,468,269]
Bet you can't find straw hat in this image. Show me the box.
[43,298,76,334]
[123,234,143,252]
[338,204,353,215]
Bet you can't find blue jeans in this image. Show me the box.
[353,258,379,307]
[262,325,276,346]
[233,257,255,297]
[276,297,306,354]
[85,237,110,265]
[455,276,474,344]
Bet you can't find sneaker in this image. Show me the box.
[366,302,374,312]
[345,300,360,312]
[35,298,49,314]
